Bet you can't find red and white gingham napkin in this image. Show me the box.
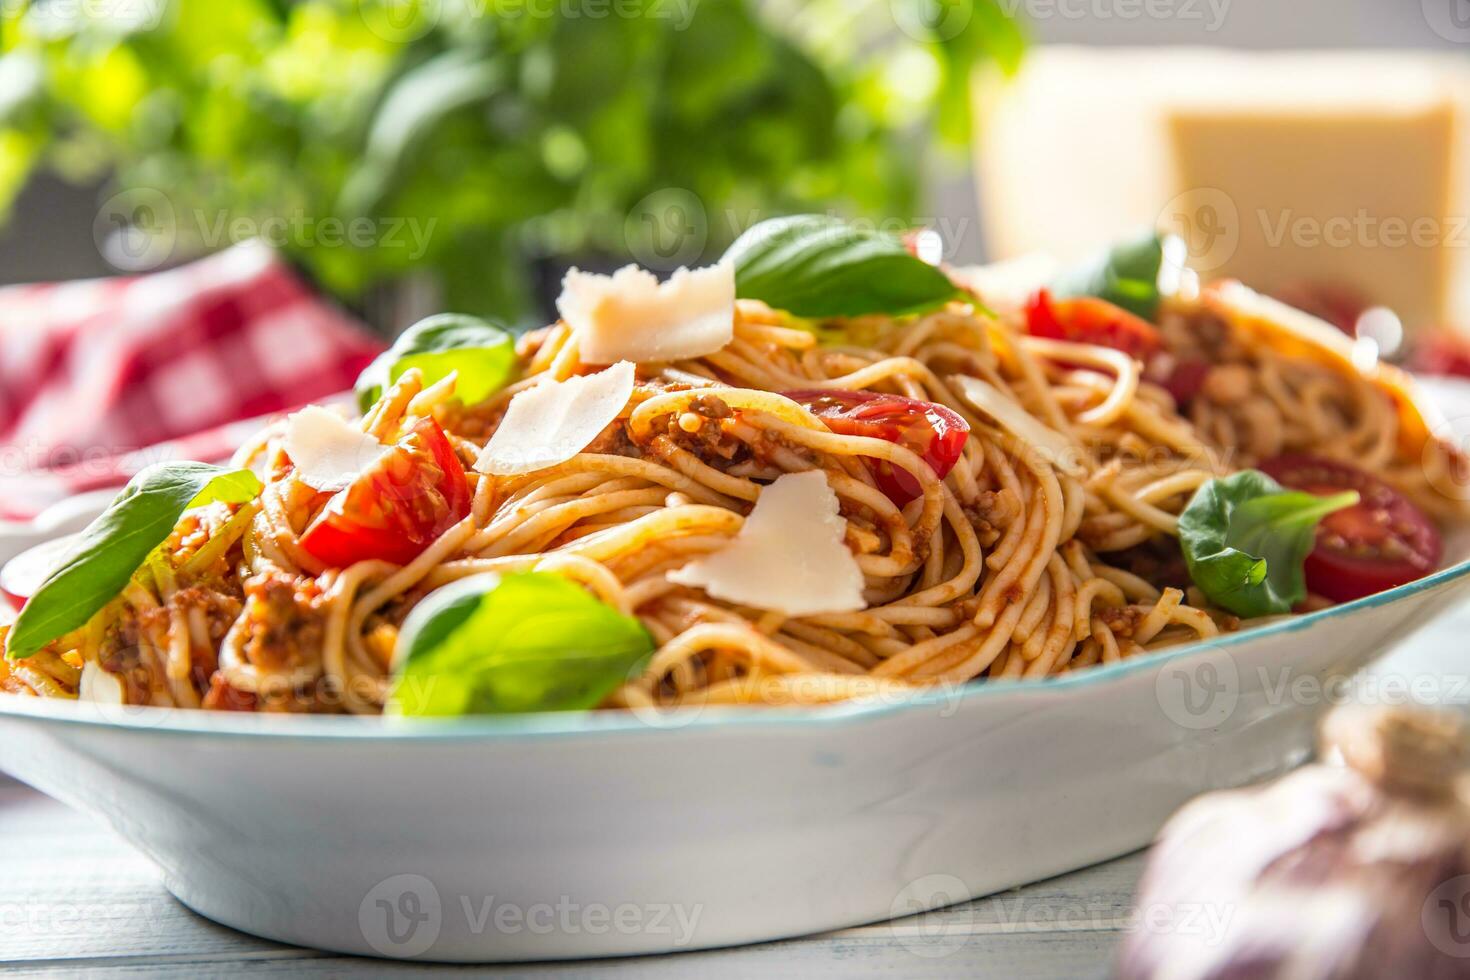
[0,241,385,522]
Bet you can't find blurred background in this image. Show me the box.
[0,0,1466,341]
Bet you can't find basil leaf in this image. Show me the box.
[388,572,655,716]
[1051,231,1169,320]
[355,314,517,413]
[6,464,264,658]
[1178,470,1359,619]
[725,214,963,319]
[338,50,502,219]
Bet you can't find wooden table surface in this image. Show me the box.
[0,777,1136,978]
[4,606,1466,978]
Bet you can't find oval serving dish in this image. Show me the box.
[2,383,1470,963]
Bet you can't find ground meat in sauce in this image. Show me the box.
[95,617,154,705]
[1098,605,1147,640]
[963,489,1019,544]
[172,587,244,643]
[239,572,328,672]
[583,419,638,457]
[689,394,733,420]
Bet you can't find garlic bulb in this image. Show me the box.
[1119,706,1470,980]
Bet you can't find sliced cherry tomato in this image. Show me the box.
[1258,455,1442,603]
[1411,330,1470,380]
[786,390,969,505]
[299,417,471,568]
[1146,355,1211,409]
[1025,289,1162,361]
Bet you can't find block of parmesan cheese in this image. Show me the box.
[974,48,1470,335]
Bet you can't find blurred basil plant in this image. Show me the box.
[0,0,1022,324]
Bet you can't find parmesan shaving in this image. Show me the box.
[669,471,865,617]
[557,262,735,365]
[284,405,386,491]
[475,361,636,477]
[953,375,1085,477]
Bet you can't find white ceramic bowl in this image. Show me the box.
[3,384,1470,963]
[3,545,1470,962]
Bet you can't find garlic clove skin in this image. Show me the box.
[1119,706,1470,980]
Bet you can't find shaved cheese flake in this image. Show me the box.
[669,471,865,617]
[953,375,1085,477]
[284,405,386,491]
[476,361,636,477]
[79,661,125,705]
[557,262,734,365]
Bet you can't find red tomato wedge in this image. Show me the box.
[299,417,471,568]
[1025,289,1163,361]
[786,390,969,505]
[0,534,78,610]
[1258,455,1442,603]
[1147,356,1211,409]
[1411,331,1470,380]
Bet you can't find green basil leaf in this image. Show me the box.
[388,572,655,717]
[6,463,264,658]
[1178,470,1359,619]
[337,50,502,219]
[355,313,517,413]
[1051,231,1170,320]
[725,214,963,319]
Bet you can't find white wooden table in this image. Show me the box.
[0,777,1135,977]
[4,606,1466,977]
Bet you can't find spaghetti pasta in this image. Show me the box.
[1,258,1465,716]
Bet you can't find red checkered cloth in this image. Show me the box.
[0,241,385,521]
